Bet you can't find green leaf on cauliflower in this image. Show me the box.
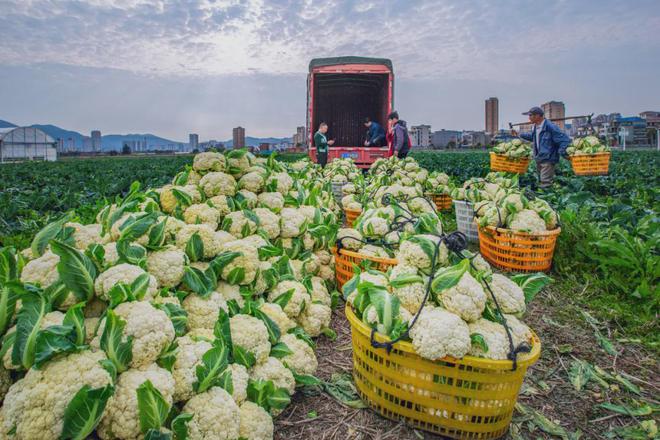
[226,267,246,285]
[0,280,20,336]
[147,219,168,250]
[184,232,204,263]
[12,290,49,370]
[61,384,114,440]
[31,213,72,258]
[153,303,188,337]
[510,273,552,304]
[137,380,170,434]
[100,309,133,373]
[182,267,215,297]
[232,344,256,369]
[33,324,79,368]
[171,413,193,440]
[431,259,469,296]
[157,341,179,372]
[217,368,233,395]
[64,302,86,346]
[272,288,295,309]
[194,341,230,394]
[0,247,20,283]
[51,239,97,302]
[270,342,293,359]
[470,333,489,353]
[252,308,281,345]
[368,287,400,336]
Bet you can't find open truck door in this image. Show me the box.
[307,56,393,168]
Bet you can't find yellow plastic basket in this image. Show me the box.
[344,208,362,227]
[425,192,453,211]
[489,153,530,174]
[346,305,541,439]
[568,152,610,176]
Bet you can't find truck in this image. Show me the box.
[307,56,394,168]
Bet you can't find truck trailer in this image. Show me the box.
[307,56,394,168]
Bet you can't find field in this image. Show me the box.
[0,150,658,439]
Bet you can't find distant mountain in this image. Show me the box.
[224,136,292,148]
[101,134,183,151]
[0,120,17,129]
[30,124,86,148]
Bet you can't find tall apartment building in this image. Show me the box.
[542,101,565,129]
[189,133,199,151]
[410,125,431,148]
[485,97,499,135]
[91,130,102,152]
[232,126,245,149]
[292,126,306,146]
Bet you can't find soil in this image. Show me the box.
[275,285,659,440]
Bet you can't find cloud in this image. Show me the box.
[0,0,657,81]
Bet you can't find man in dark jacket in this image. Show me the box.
[512,106,571,188]
[363,117,386,147]
[388,111,410,158]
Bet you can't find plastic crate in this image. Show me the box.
[489,153,530,174]
[333,247,397,290]
[344,208,362,227]
[478,226,561,273]
[346,305,541,439]
[569,152,610,176]
[426,193,453,211]
[453,200,479,242]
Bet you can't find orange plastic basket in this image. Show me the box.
[332,247,397,290]
[568,152,610,176]
[425,193,453,211]
[344,208,362,227]
[478,226,560,273]
[489,153,530,174]
[346,305,541,439]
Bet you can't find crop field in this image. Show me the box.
[0,150,658,439]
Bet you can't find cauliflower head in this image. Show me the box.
[239,401,274,440]
[297,302,331,337]
[199,172,237,198]
[146,246,187,289]
[487,274,526,315]
[439,271,487,322]
[182,291,228,331]
[409,307,471,360]
[278,333,317,376]
[172,335,214,402]
[183,386,240,440]
[250,357,296,395]
[229,314,271,364]
[183,203,221,228]
[94,263,158,302]
[193,152,226,173]
[267,280,310,319]
[20,250,60,288]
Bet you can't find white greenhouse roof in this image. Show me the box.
[0,126,56,144]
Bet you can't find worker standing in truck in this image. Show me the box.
[511,106,571,189]
[388,111,411,158]
[363,117,386,147]
[314,122,334,167]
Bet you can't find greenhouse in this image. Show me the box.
[0,126,57,163]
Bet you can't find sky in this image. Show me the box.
[0,0,659,142]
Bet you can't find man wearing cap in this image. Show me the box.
[512,106,571,188]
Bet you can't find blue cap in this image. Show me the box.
[523,106,544,116]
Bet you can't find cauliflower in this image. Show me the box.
[259,302,296,333]
[358,216,389,238]
[267,280,310,319]
[146,246,187,288]
[238,171,265,193]
[297,302,331,337]
[94,263,158,302]
[228,152,254,177]
[183,387,239,440]
[0,351,112,440]
[193,151,226,172]
[438,271,486,322]
[310,277,331,306]
[487,274,526,315]
[257,192,284,213]
[392,278,427,314]
[0,365,10,403]
[237,190,258,208]
[182,291,228,331]
[280,208,307,238]
[267,172,293,194]
[199,172,237,197]
[253,261,276,295]
[358,244,390,259]
[98,364,175,440]
[172,335,214,402]
[160,185,202,213]
[216,281,245,307]
[250,357,296,395]
[229,314,271,364]
[207,195,232,217]
[278,333,317,376]
[253,208,281,240]
[468,319,511,360]
[176,224,226,259]
[219,240,259,285]
[183,203,221,228]
[228,363,249,404]
[66,222,108,250]
[337,228,363,251]
[508,209,547,233]
[398,235,448,273]
[503,314,533,347]
[409,307,471,360]
[20,250,59,288]
[96,301,174,368]
[239,401,274,440]
[223,211,258,238]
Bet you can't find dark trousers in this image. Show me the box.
[369,135,385,147]
[317,151,328,168]
[397,148,409,159]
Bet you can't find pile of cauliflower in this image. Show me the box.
[344,232,544,362]
[450,173,559,234]
[566,136,610,155]
[0,150,341,440]
[491,139,531,159]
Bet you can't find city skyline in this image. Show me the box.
[1,0,659,140]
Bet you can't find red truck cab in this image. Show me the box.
[307,57,393,168]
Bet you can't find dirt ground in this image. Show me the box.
[275,285,659,440]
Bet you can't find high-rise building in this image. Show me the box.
[91,130,102,152]
[232,127,245,149]
[410,125,432,148]
[296,126,306,146]
[82,136,92,152]
[189,134,199,151]
[485,97,499,135]
[542,101,566,129]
